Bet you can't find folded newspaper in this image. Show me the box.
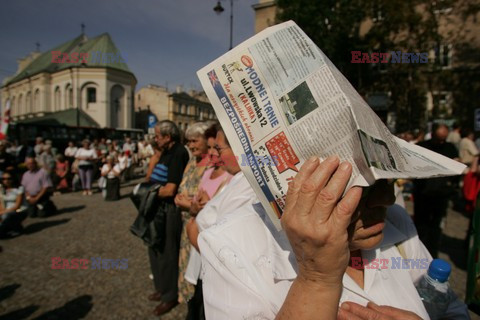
[197,20,466,229]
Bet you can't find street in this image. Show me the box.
[0,181,478,319]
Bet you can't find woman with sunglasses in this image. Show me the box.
[0,172,27,238]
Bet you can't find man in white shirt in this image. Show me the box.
[198,158,469,319]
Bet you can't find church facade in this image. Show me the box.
[1,33,137,128]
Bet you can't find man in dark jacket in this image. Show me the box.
[413,124,459,257]
[147,120,189,316]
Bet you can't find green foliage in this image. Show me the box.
[276,0,480,132]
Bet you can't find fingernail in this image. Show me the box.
[341,303,350,311]
[308,156,318,163]
[325,155,338,163]
[339,162,350,171]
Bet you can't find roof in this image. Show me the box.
[3,33,133,87]
[17,109,100,127]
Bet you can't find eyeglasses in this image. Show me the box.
[214,145,230,154]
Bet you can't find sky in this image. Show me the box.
[0,0,258,92]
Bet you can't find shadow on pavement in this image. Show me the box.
[53,205,86,216]
[0,305,39,320]
[0,284,21,303]
[440,234,468,271]
[31,295,93,320]
[23,219,70,235]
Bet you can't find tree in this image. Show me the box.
[276,0,480,132]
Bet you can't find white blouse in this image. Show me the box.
[198,203,469,320]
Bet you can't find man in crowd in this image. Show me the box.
[148,120,189,316]
[21,157,55,218]
[413,124,459,258]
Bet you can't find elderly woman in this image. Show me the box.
[75,139,97,195]
[100,155,121,201]
[169,122,210,312]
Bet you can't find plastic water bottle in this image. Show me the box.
[416,259,454,319]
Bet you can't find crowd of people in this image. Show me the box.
[1,118,478,319]
[0,135,156,238]
[129,119,476,319]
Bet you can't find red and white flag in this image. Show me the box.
[0,100,11,140]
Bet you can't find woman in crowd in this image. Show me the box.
[53,154,69,194]
[100,155,121,201]
[38,145,56,176]
[183,122,233,320]
[0,171,27,238]
[172,122,210,315]
[75,139,97,196]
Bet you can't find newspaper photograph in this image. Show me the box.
[197,20,466,229]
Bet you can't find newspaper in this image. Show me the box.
[197,21,466,229]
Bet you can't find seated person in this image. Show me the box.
[0,172,27,238]
[198,157,469,319]
[21,157,55,218]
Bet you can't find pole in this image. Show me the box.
[229,0,233,50]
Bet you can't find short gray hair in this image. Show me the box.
[185,122,209,140]
[155,120,180,143]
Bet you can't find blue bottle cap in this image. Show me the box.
[427,259,451,283]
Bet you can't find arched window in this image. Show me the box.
[26,92,32,114]
[65,84,73,109]
[10,97,16,117]
[87,87,96,103]
[54,86,61,111]
[18,94,23,115]
[34,89,40,112]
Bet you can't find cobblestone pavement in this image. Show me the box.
[1,180,479,319]
[0,178,187,320]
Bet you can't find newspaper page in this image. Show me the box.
[197,21,466,229]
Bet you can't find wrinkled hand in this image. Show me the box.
[174,193,191,210]
[190,197,204,217]
[338,302,422,320]
[197,189,210,206]
[281,156,362,286]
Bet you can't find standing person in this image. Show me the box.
[413,124,459,257]
[53,154,70,194]
[33,137,44,157]
[148,120,189,317]
[122,136,136,153]
[447,122,461,151]
[0,172,27,238]
[459,128,479,166]
[75,139,97,196]
[172,122,210,314]
[38,145,56,176]
[64,141,78,168]
[182,123,233,320]
[21,157,54,218]
[100,155,121,201]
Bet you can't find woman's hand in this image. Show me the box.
[338,302,422,320]
[174,193,192,210]
[277,156,362,320]
[281,156,362,286]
